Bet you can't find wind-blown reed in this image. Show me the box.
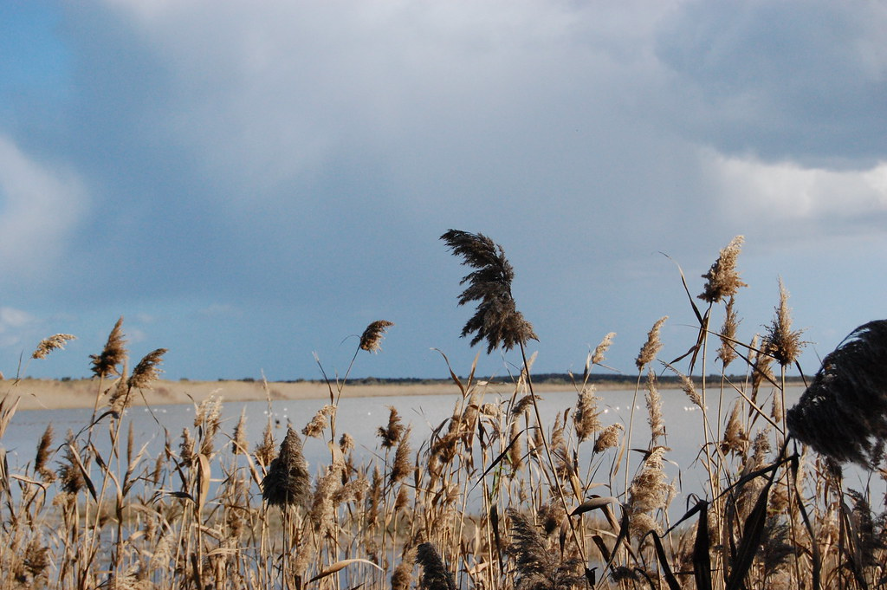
[787,319,887,467]
[3,233,887,590]
[440,229,537,353]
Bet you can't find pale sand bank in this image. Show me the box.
[1,378,585,411]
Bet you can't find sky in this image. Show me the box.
[1,0,886,383]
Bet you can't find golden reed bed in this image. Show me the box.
[1,230,886,589]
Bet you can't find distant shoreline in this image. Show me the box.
[2,375,809,411]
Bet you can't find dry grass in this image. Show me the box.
[0,234,885,589]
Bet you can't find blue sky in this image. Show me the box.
[1,1,886,382]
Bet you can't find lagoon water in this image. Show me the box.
[4,385,879,514]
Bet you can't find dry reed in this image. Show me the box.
[2,233,886,590]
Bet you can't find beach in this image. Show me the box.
[1,377,586,411]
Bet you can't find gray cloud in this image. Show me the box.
[1,1,886,380]
[655,0,887,165]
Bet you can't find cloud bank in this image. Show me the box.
[0,0,885,380]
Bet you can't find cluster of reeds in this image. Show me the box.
[0,233,885,589]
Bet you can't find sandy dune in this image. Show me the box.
[0,378,580,411]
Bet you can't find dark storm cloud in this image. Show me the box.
[655,0,887,166]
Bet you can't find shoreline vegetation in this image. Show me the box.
[5,373,811,411]
[2,231,883,589]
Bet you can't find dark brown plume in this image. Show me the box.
[787,320,887,467]
[440,229,537,354]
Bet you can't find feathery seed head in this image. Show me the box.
[303,404,334,439]
[179,428,196,468]
[646,369,666,444]
[254,419,277,467]
[788,320,887,467]
[509,420,524,471]
[416,542,456,590]
[763,278,805,367]
[339,432,355,453]
[32,334,76,360]
[108,370,131,414]
[360,320,394,353]
[391,547,417,590]
[699,235,747,303]
[573,386,601,443]
[592,332,616,366]
[594,424,623,454]
[636,317,667,371]
[128,348,167,389]
[507,509,585,590]
[441,229,538,354]
[90,317,127,378]
[378,406,404,449]
[58,430,85,494]
[232,407,248,455]
[680,373,703,408]
[389,426,413,484]
[721,401,748,455]
[261,427,311,509]
[34,423,55,483]
[716,296,740,367]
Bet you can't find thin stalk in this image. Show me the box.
[518,342,588,566]
[622,372,644,498]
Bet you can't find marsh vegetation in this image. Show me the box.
[0,231,884,589]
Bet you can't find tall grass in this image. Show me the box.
[0,233,885,589]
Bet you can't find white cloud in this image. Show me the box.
[707,151,887,221]
[0,135,88,280]
[96,0,681,202]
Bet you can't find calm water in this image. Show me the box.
[5,385,880,513]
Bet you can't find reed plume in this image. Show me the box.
[108,371,131,414]
[721,401,748,455]
[89,316,127,378]
[303,404,333,439]
[507,510,584,590]
[378,406,405,449]
[34,423,55,482]
[645,369,666,445]
[309,462,343,538]
[22,537,50,586]
[254,418,277,467]
[787,320,887,467]
[626,447,671,539]
[636,317,667,371]
[573,386,601,443]
[339,432,355,453]
[261,427,310,509]
[699,235,746,303]
[232,407,248,455]
[509,420,524,470]
[178,428,195,468]
[128,348,167,389]
[58,430,85,494]
[389,426,413,484]
[594,424,623,454]
[416,542,456,590]
[717,296,740,368]
[360,320,394,353]
[591,332,616,366]
[440,229,537,353]
[31,334,76,360]
[391,547,417,590]
[762,278,805,367]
